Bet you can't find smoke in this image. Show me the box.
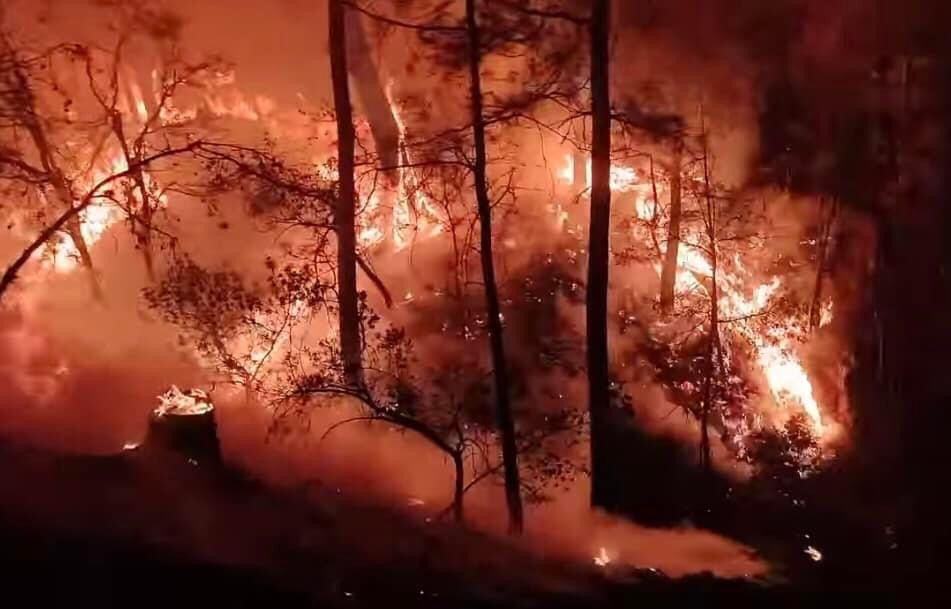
[0,0,893,581]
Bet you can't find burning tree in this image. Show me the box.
[0,0,857,559]
[0,11,234,303]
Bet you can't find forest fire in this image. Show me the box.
[42,152,129,272]
[3,0,944,604]
[558,153,832,443]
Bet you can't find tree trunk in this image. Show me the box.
[29,127,102,299]
[111,112,157,281]
[659,142,682,312]
[573,148,587,194]
[452,452,465,523]
[808,196,838,331]
[345,8,401,178]
[3,39,102,298]
[587,0,614,510]
[465,0,524,534]
[700,277,718,476]
[329,0,363,386]
[699,132,718,476]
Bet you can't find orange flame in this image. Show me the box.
[558,153,831,437]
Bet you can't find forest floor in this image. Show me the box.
[0,439,890,608]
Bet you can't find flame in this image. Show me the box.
[156,385,214,416]
[352,80,444,250]
[127,79,149,122]
[558,153,831,437]
[593,546,613,567]
[42,152,129,272]
[559,153,639,192]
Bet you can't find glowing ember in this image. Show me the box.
[593,546,613,567]
[819,300,834,328]
[804,545,823,562]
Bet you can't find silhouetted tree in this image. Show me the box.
[586,0,614,510]
[659,140,683,312]
[329,0,363,386]
[464,0,524,534]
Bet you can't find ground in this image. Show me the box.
[0,437,821,608]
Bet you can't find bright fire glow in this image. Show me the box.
[559,153,830,437]
[593,546,613,567]
[155,385,214,416]
[558,153,639,192]
[42,152,128,272]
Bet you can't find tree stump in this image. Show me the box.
[144,386,221,466]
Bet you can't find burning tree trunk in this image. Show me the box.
[23,116,102,300]
[329,0,363,386]
[0,38,102,298]
[808,196,838,331]
[108,110,158,280]
[344,8,401,178]
[587,0,615,511]
[44,164,103,300]
[699,128,719,476]
[144,387,221,466]
[465,0,524,534]
[659,141,682,312]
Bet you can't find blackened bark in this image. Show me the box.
[587,0,613,510]
[659,142,682,312]
[465,0,524,534]
[329,0,363,386]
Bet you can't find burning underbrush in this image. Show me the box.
[0,0,876,588]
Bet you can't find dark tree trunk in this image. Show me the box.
[699,273,718,476]
[587,0,614,510]
[699,134,718,476]
[28,126,102,300]
[808,197,838,331]
[110,112,157,281]
[465,0,524,534]
[452,452,465,523]
[3,41,101,299]
[329,0,363,386]
[659,142,682,312]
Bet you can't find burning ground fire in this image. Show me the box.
[556,151,838,456]
[34,58,842,462]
